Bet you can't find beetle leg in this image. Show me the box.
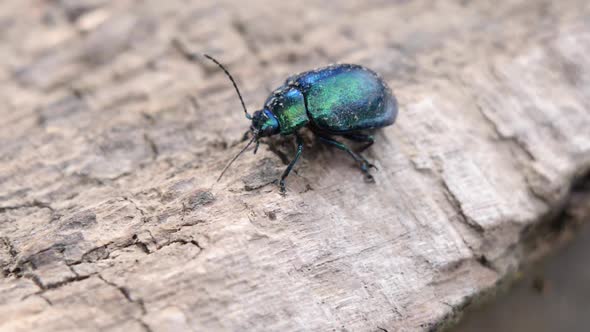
[343,133,375,153]
[279,133,304,193]
[317,135,376,181]
[240,130,251,142]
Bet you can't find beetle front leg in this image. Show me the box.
[279,133,304,193]
[240,130,251,142]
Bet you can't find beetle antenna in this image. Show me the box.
[171,39,251,119]
[203,54,252,120]
[217,136,257,182]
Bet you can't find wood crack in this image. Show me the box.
[473,97,537,162]
[440,179,486,234]
[0,200,54,213]
[97,274,154,332]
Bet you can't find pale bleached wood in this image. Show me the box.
[1,1,590,331]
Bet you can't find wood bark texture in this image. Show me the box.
[1,0,590,331]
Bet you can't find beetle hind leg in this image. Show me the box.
[317,135,376,181]
[343,133,375,153]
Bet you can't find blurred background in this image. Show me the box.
[456,178,590,332]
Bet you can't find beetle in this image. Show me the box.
[175,43,398,193]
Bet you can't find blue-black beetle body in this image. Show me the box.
[192,50,398,193]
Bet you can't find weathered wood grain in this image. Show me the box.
[1,0,589,331]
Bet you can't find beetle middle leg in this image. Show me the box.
[316,135,376,181]
[279,133,304,193]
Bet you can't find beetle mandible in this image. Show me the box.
[178,45,398,193]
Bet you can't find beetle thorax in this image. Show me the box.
[251,109,280,137]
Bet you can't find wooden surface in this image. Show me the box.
[1,0,589,331]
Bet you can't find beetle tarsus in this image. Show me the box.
[279,180,287,194]
[363,160,378,171]
[360,161,377,182]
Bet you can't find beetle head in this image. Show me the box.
[251,108,279,137]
